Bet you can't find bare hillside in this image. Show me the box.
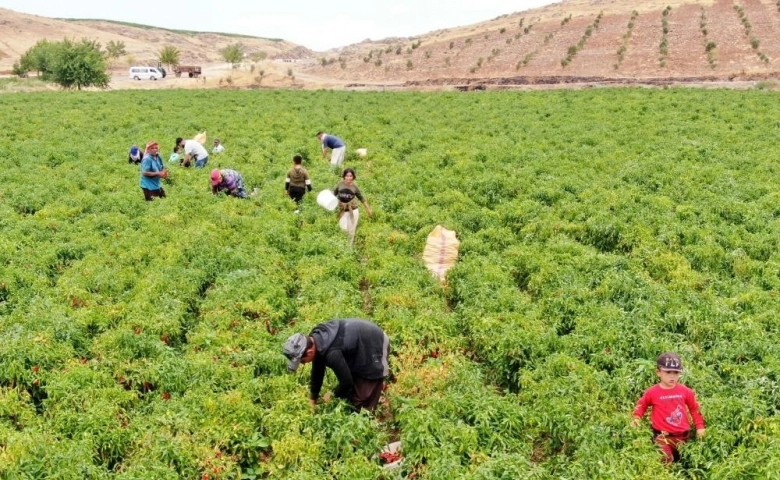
[3,0,780,90]
[302,0,780,88]
[0,8,311,73]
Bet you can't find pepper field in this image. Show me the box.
[2,87,780,479]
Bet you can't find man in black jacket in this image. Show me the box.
[284,318,390,411]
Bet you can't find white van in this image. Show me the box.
[128,66,163,81]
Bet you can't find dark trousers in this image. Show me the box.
[142,187,166,201]
[350,377,384,411]
[288,186,306,204]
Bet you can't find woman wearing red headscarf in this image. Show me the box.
[140,141,168,201]
[210,168,248,198]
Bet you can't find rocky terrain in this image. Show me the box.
[2,0,780,90]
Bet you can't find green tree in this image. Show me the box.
[15,39,58,78]
[11,62,27,77]
[51,38,109,90]
[157,45,180,71]
[221,43,244,68]
[249,51,267,63]
[104,40,126,66]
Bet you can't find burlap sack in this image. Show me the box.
[423,225,459,284]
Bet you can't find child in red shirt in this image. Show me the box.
[632,352,706,463]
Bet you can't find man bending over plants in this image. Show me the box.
[176,136,209,168]
[632,352,705,464]
[317,131,346,166]
[284,318,390,411]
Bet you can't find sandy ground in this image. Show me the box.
[109,63,237,90]
[105,60,406,91]
[109,61,309,90]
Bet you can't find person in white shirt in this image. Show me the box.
[176,137,209,168]
[212,138,225,154]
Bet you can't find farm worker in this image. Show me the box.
[176,136,209,168]
[283,318,390,411]
[316,131,346,166]
[128,144,142,164]
[210,168,248,198]
[285,154,312,211]
[169,144,182,163]
[632,352,705,464]
[212,138,225,154]
[139,141,168,201]
[334,168,372,244]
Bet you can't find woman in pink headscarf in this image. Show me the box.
[210,168,248,198]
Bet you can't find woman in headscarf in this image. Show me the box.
[128,144,142,164]
[333,168,372,244]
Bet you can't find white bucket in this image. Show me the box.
[316,189,339,211]
[381,441,403,470]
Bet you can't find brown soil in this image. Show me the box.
[3,0,780,91]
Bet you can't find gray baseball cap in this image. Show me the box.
[283,333,307,372]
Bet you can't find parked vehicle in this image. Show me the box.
[173,65,202,78]
[156,63,167,78]
[128,66,164,81]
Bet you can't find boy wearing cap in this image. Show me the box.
[632,352,705,464]
[283,318,390,411]
[210,168,248,198]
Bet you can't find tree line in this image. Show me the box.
[12,38,109,90]
[13,38,264,89]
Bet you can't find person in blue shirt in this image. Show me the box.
[139,141,168,201]
[317,131,346,166]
